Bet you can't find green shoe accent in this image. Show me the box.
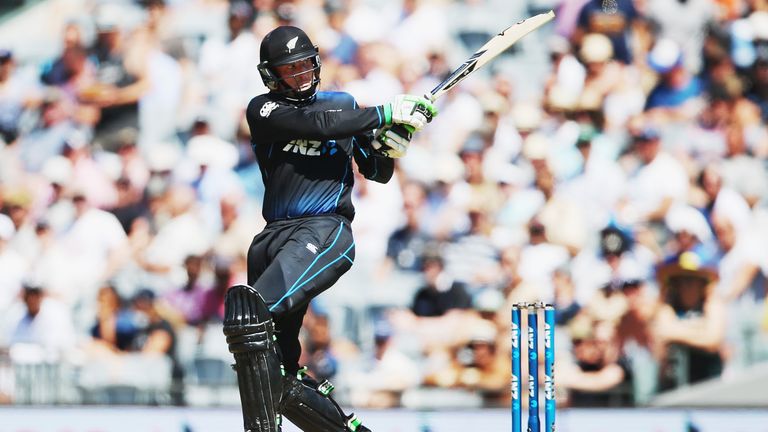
[317,380,334,396]
[296,366,309,380]
[347,415,362,431]
[280,364,285,376]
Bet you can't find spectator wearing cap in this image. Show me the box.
[0,214,27,316]
[130,287,184,404]
[579,33,623,107]
[645,38,705,121]
[571,224,655,307]
[653,250,725,390]
[198,0,264,140]
[575,0,640,65]
[620,125,688,225]
[663,204,717,265]
[2,282,76,361]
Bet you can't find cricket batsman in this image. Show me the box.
[223,25,437,431]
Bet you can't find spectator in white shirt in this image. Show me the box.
[198,1,265,140]
[0,214,27,316]
[2,284,76,361]
[620,126,688,225]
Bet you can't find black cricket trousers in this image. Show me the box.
[247,214,355,374]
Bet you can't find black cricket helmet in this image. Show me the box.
[258,26,321,102]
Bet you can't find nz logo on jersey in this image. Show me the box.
[283,139,338,157]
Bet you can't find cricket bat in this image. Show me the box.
[429,10,556,101]
[387,11,555,141]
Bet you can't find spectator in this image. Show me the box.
[88,283,140,355]
[199,258,233,324]
[383,181,434,273]
[2,283,76,360]
[644,39,705,122]
[574,0,639,64]
[134,184,210,292]
[0,214,26,315]
[654,251,726,390]
[198,1,263,139]
[711,212,767,371]
[0,49,39,146]
[300,310,339,383]
[516,217,570,303]
[559,314,633,407]
[410,251,471,318]
[423,320,509,406]
[130,288,183,404]
[696,163,751,233]
[345,319,419,408]
[620,125,688,225]
[161,255,210,326]
[58,189,128,303]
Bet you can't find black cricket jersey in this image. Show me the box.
[245,91,394,223]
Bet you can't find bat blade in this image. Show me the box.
[429,10,555,101]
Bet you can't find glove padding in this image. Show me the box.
[372,125,411,158]
[383,94,437,131]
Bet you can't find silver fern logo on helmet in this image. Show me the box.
[286,36,299,53]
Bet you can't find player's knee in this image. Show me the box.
[223,285,274,354]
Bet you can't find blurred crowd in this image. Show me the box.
[1,0,768,410]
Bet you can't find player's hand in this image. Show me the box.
[384,94,438,131]
[372,126,411,158]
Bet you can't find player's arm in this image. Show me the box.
[247,95,435,142]
[352,132,395,183]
